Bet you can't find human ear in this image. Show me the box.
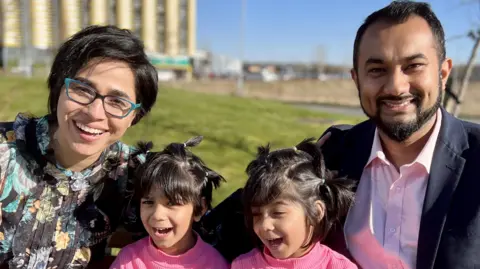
[314,200,326,222]
[193,197,208,222]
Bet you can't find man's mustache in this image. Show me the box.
[376,93,422,106]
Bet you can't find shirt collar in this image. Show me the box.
[365,108,442,173]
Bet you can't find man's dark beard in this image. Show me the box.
[359,79,442,142]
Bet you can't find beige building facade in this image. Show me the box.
[1,0,196,67]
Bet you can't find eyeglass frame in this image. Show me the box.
[64,78,141,119]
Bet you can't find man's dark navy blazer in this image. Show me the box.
[319,107,480,269]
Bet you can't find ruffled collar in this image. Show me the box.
[261,242,329,268]
[146,232,206,266]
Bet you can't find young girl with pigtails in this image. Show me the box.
[110,136,229,269]
[232,138,358,269]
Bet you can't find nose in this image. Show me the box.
[384,68,410,96]
[86,98,107,120]
[151,204,168,221]
[258,216,275,232]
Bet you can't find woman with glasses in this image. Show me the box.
[0,25,158,268]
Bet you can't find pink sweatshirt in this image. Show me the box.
[231,242,358,269]
[110,235,229,269]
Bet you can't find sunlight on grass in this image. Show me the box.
[0,76,365,204]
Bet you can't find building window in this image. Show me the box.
[156,0,165,53]
[108,0,117,26]
[133,0,141,38]
[83,0,90,28]
[178,0,188,55]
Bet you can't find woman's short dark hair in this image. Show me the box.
[243,138,356,249]
[47,25,158,125]
[133,136,225,217]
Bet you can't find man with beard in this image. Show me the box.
[196,1,480,268]
[317,1,480,269]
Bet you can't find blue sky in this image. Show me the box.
[197,0,480,65]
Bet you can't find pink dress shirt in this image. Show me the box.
[344,109,442,269]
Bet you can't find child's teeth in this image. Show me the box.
[155,228,171,233]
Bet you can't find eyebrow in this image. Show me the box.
[74,77,133,100]
[74,77,96,88]
[365,53,428,66]
[272,200,290,207]
[109,89,132,100]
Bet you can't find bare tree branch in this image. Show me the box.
[444,0,480,116]
[447,34,469,42]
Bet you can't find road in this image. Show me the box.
[291,102,480,124]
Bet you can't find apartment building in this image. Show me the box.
[1,0,196,77]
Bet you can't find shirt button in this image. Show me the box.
[396,186,401,191]
[390,228,396,233]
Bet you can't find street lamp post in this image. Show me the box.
[236,0,245,96]
[21,0,33,77]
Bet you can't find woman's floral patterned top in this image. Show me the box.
[0,113,144,269]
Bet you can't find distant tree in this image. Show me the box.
[444,0,480,116]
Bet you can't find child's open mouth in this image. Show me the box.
[266,238,283,249]
[152,227,173,238]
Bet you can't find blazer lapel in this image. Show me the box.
[322,119,375,258]
[416,109,468,269]
[342,120,376,181]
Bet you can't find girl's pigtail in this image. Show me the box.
[184,135,203,148]
[136,141,154,154]
[246,144,271,176]
[295,137,356,235]
[204,169,224,190]
[202,169,226,210]
[163,136,202,161]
